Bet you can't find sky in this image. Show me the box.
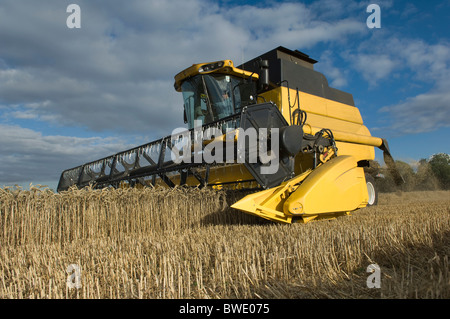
[0,0,449,190]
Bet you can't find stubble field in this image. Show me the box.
[0,186,449,299]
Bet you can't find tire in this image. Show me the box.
[365,173,378,206]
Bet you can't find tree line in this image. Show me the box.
[367,153,450,192]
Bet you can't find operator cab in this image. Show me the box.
[174,60,258,129]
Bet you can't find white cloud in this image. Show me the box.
[400,3,419,19]
[384,38,450,82]
[367,36,450,135]
[315,50,348,88]
[8,111,38,120]
[0,124,132,184]
[379,84,450,134]
[223,2,364,51]
[353,53,397,86]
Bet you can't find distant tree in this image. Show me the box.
[428,153,450,189]
[367,156,448,193]
[415,159,440,191]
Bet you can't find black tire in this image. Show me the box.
[365,173,378,206]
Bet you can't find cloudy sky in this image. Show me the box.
[0,0,449,190]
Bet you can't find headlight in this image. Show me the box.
[199,61,225,73]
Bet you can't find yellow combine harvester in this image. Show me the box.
[58,46,403,224]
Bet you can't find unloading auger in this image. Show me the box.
[57,46,403,224]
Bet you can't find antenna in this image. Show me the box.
[241,46,244,71]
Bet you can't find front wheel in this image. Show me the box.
[365,173,378,206]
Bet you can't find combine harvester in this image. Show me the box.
[58,47,403,224]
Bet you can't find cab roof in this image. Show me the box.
[174,60,258,92]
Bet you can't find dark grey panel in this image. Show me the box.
[237,46,355,106]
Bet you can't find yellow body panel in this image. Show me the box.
[283,155,368,216]
[231,155,369,223]
[260,86,377,163]
[262,86,364,125]
[334,141,375,163]
[231,170,313,223]
[151,163,256,189]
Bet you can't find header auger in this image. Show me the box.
[58,46,403,224]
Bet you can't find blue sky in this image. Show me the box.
[0,0,449,190]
